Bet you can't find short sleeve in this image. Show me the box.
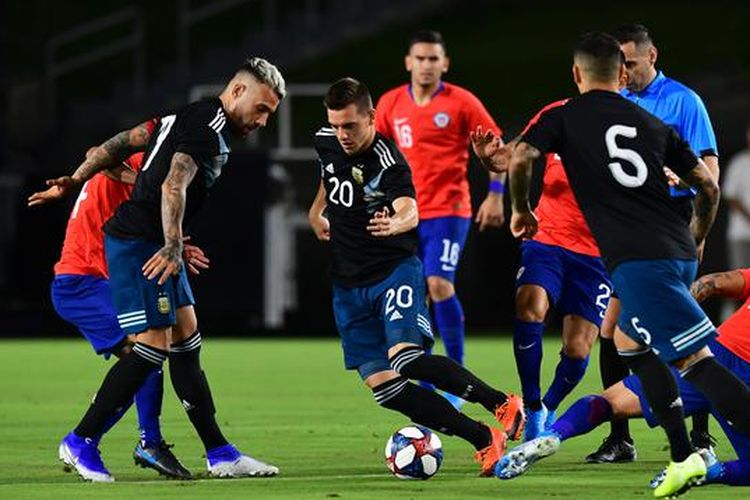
[462,90,501,137]
[678,91,718,157]
[739,268,750,300]
[521,99,569,136]
[382,160,416,202]
[664,128,699,178]
[521,105,564,154]
[174,110,221,166]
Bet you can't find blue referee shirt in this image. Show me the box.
[621,70,718,196]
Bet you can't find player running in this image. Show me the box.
[375,31,506,407]
[37,57,286,482]
[28,139,209,479]
[589,23,722,463]
[507,32,750,497]
[496,267,750,488]
[309,77,524,477]
[473,100,610,441]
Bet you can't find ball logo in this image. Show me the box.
[433,112,450,128]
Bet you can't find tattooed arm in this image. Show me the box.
[142,153,198,285]
[508,141,540,240]
[690,270,746,303]
[27,121,153,206]
[681,159,720,245]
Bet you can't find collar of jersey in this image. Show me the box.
[407,81,446,103]
[624,70,666,99]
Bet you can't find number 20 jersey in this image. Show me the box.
[522,90,700,271]
[314,128,418,288]
[105,98,232,243]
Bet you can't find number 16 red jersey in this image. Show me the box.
[375,82,502,220]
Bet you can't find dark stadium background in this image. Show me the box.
[1,0,749,337]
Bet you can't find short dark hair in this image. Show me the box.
[612,23,654,47]
[323,77,373,112]
[408,30,446,52]
[573,32,623,82]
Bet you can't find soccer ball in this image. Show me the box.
[385,425,443,479]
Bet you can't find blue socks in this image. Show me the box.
[135,369,164,447]
[714,460,750,486]
[543,354,590,411]
[433,295,465,365]
[513,319,544,408]
[550,394,612,441]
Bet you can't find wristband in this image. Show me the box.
[489,180,505,194]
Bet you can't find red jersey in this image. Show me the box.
[716,268,750,364]
[54,153,144,279]
[522,100,600,257]
[375,82,501,219]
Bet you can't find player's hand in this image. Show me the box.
[475,194,505,231]
[310,213,331,241]
[27,185,67,206]
[367,207,396,237]
[182,237,210,275]
[690,274,716,303]
[143,241,183,285]
[663,167,691,190]
[510,209,538,239]
[470,125,510,173]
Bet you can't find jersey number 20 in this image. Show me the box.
[605,125,648,188]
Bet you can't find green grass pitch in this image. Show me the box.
[0,337,745,499]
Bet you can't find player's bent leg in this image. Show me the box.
[676,347,750,437]
[542,315,596,426]
[388,343,525,440]
[366,368,506,476]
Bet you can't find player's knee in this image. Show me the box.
[562,326,597,359]
[136,327,171,351]
[515,286,548,322]
[426,276,454,302]
[672,346,712,371]
[388,345,425,378]
[603,382,642,419]
[365,370,401,390]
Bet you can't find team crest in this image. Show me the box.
[157,294,171,315]
[433,112,451,128]
[351,165,364,184]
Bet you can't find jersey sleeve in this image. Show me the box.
[521,105,564,154]
[664,127,700,178]
[462,90,501,136]
[174,109,222,169]
[738,268,750,301]
[374,94,394,140]
[678,91,718,157]
[521,99,569,136]
[382,149,416,202]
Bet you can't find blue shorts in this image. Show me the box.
[51,274,125,357]
[516,240,612,326]
[611,259,717,363]
[333,256,435,379]
[417,216,471,282]
[624,340,750,460]
[105,234,195,335]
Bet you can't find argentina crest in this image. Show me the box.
[351,164,364,184]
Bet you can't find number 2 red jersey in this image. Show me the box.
[375,82,501,219]
[53,152,146,279]
[522,99,600,257]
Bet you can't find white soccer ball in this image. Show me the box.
[385,425,443,480]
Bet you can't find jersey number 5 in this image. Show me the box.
[605,125,648,188]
